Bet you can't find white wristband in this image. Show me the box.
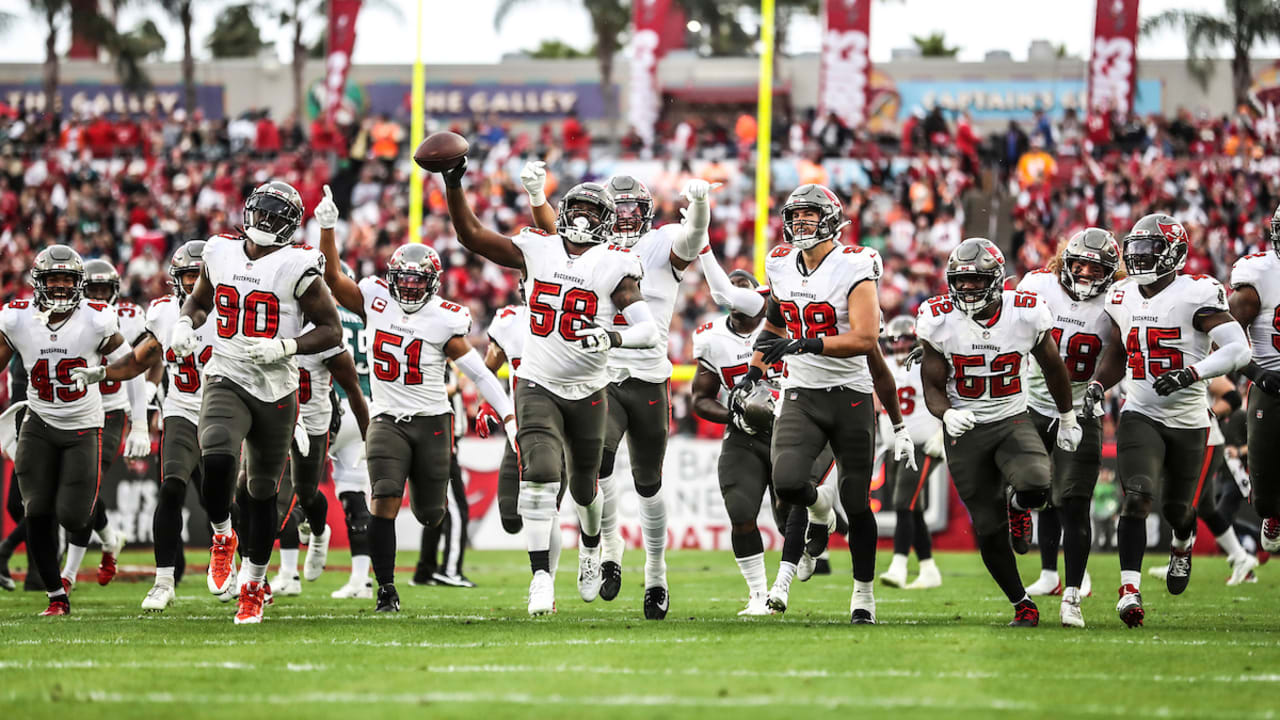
[282,338,298,357]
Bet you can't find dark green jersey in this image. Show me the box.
[336,307,371,399]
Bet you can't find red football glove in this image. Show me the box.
[475,402,501,438]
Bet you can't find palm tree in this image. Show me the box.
[207,4,272,59]
[495,0,628,126]
[29,0,69,108]
[156,0,197,115]
[1142,0,1280,108]
[912,31,959,58]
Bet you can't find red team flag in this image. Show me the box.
[1088,0,1141,115]
[819,0,873,130]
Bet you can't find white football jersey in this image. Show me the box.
[1105,274,1228,429]
[100,300,148,414]
[916,290,1054,424]
[1017,269,1114,417]
[888,357,943,445]
[201,234,324,402]
[764,242,882,393]
[147,295,216,426]
[297,322,346,435]
[0,298,118,430]
[692,315,785,399]
[487,304,527,393]
[360,277,470,419]
[1230,251,1280,371]
[608,224,682,383]
[513,228,644,400]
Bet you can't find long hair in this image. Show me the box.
[1045,234,1127,281]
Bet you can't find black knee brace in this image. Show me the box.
[339,491,371,536]
[598,449,616,479]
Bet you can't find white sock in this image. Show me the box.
[809,483,834,514]
[638,492,667,588]
[1121,570,1141,589]
[854,579,874,595]
[62,543,88,581]
[598,473,622,562]
[350,555,371,581]
[211,518,232,536]
[524,517,552,553]
[1215,527,1247,562]
[887,553,908,574]
[775,561,797,587]
[1171,533,1194,551]
[48,589,66,600]
[1039,568,1060,584]
[919,557,938,573]
[245,561,268,584]
[155,567,176,586]
[735,552,767,596]
[576,492,602,539]
[279,549,299,576]
[97,524,116,549]
[549,520,563,580]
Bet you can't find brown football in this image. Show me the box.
[413,131,469,172]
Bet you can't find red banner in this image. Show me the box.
[819,0,872,130]
[630,0,684,148]
[325,0,362,124]
[1088,0,1140,114]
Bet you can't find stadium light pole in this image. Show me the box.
[753,0,775,281]
[408,0,426,244]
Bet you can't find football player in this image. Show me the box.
[1227,206,1280,555]
[316,187,514,612]
[917,238,1082,627]
[877,316,946,591]
[1083,214,1250,627]
[171,182,343,624]
[1014,228,1121,624]
[733,184,888,624]
[57,259,148,592]
[442,159,658,616]
[0,245,135,615]
[522,165,755,618]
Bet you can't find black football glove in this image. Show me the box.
[1153,367,1200,396]
[442,157,468,188]
[1243,362,1280,397]
[1081,381,1105,418]
[903,344,925,371]
[758,337,823,366]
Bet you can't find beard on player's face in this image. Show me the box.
[613,201,644,235]
[395,274,428,302]
[84,283,114,302]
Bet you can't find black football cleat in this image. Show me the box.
[1008,498,1032,555]
[375,584,400,613]
[0,556,14,592]
[1166,543,1193,595]
[850,609,875,624]
[813,557,832,576]
[1009,599,1039,627]
[803,521,830,560]
[599,561,622,601]
[643,586,669,620]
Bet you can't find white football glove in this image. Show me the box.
[1055,411,1083,453]
[505,417,519,452]
[892,423,917,471]
[315,184,339,229]
[942,408,977,437]
[246,337,297,365]
[293,418,310,456]
[69,365,107,392]
[123,426,151,458]
[170,316,199,359]
[679,179,713,237]
[579,327,614,354]
[731,407,757,436]
[924,428,945,458]
[520,161,547,207]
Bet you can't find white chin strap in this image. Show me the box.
[790,234,822,250]
[1130,269,1161,286]
[245,227,280,246]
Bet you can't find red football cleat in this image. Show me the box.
[40,596,70,616]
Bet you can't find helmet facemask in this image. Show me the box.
[83,280,119,305]
[948,271,1002,315]
[1061,256,1116,300]
[35,270,83,313]
[1123,235,1184,286]
[611,199,652,247]
[244,191,302,247]
[782,204,834,250]
[388,269,439,314]
[557,198,614,246]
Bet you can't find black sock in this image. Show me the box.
[781,504,806,564]
[529,550,550,574]
[847,509,877,583]
[977,529,1027,604]
[912,509,933,560]
[1117,515,1146,572]
[0,520,27,560]
[370,516,397,587]
[245,496,278,566]
[26,515,63,594]
[341,491,371,558]
[153,479,187,568]
[893,510,914,556]
[730,528,764,558]
[68,526,92,547]
[278,512,300,551]
[92,503,108,532]
[1038,507,1061,572]
[301,493,328,537]
[1059,497,1092,588]
[1198,505,1230,537]
[200,453,238,525]
[580,532,600,549]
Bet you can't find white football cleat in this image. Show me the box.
[879,559,908,588]
[577,546,602,602]
[1147,564,1169,581]
[906,560,942,589]
[1227,554,1260,586]
[738,592,773,616]
[141,583,175,612]
[1060,587,1085,628]
[850,588,876,624]
[270,572,302,597]
[796,553,818,582]
[1024,570,1061,596]
[1261,518,1280,553]
[766,579,790,614]
[528,570,555,616]
[331,578,374,599]
[303,525,331,582]
[1080,570,1093,597]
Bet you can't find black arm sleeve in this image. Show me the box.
[765,295,785,327]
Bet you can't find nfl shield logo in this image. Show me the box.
[245,262,253,270]
[1258,410,1265,419]
[49,334,56,341]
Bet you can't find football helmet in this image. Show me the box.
[243,181,304,247]
[1059,227,1120,300]
[946,238,1005,315]
[1270,204,1280,257]
[556,183,615,246]
[1123,213,1187,286]
[781,184,848,250]
[169,240,205,301]
[82,259,120,305]
[740,382,779,434]
[604,175,654,247]
[881,315,917,358]
[31,245,85,313]
[386,244,442,313]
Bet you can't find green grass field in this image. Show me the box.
[0,548,1276,719]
